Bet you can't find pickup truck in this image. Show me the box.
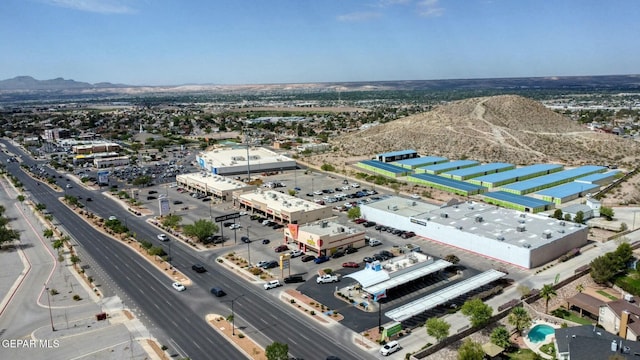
[316,274,339,284]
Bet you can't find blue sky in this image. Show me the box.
[1,0,639,86]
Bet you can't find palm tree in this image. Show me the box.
[540,284,557,314]
[507,306,532,336]
[576,284,584,293]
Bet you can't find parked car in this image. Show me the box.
[283,275,305,284]
[369,238,382,247]
[256,260,269,268]
[289,249,303,258]
[331,250,345,259]
[263,280,282,290]
[173,200,183,205]
[401,231,416,239]
[363,221,376,228]
[241,236,251,243]
[172,282,186,292]
[380,340,400,356]
[192,264,206,273]
[229,224,242,230]
[262,239,271,245]
[379,250,395,258]
[363,256,374,263]
[345,247,358,254]
[314,255,330,264]
[316,274,339,284]
[263,260,278,269]
[301,255,316,262]
[342,262,360,268]
[275,245,289,253]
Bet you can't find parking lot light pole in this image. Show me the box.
[168,240,172,268]
[44,283,55,331]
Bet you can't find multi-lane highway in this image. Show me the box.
[1,140,372,360]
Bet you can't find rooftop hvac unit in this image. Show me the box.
[475,216,483,223]
[321,221,328,228]
[559,221,565,226]
[468,206,474,210]
[518,219,526,224]
[558,229,565,233]
[391,205,398,211]
[456,225,463,230]
[522,243,532,248]
[497,236,505,241]
[542,230,552,239]
[516,225,526,232]
[520,213,526,218]
[441,213,449,218]
[339,227,345,232]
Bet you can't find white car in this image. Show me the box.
[157,234,169,241]
[256,260,269,268]
[410,194,420,199]
[172,282,186,292]
[341,185,351,191]
[289,249,303,258]
[229,224,242,230]
[351,183,360,188]
[108,215,117,221]
[263,280,282,290]
[380,340,400,356]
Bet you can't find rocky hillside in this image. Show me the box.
[329,95,640,167]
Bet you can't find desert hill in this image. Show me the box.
[328,95,640,167]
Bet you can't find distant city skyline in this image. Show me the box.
[1,0,639,86]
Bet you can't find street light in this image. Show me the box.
[246,226,251,266]
[226,294,245,336]
[44,283,55,331]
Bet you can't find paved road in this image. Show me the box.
[2,140,375,360]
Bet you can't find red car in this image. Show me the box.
[354,218,367,224]
[275,245,289,253]
[342,261,360,268]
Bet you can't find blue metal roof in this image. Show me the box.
[471,164,564,184]
[484,191,553,208]
[535,182,600,198]
[376,149,417,158]
[443,162,513,177]
[574,171,621,184]
[418,160,480,173]
[359,160,408,174]
[409,173,486,192]
[500,165,606,192]
[394,156,448,166]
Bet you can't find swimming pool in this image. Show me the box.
[528,324,555,343]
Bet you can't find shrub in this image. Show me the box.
[238,333,245,338]
[49,288,59,296]
[161,345,168,351]
[310,310,315,315]
[217,258,223,263]
[290,299,295,304]
[73,295,82,301]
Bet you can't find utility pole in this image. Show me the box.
[44,284,55,331]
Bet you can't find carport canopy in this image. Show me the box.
[385,269,506,322]
[363,259,452,295]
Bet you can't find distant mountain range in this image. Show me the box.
[1,74,640,93]
[0,76,127,90]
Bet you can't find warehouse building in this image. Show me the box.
[415,160,480,175]
[467,164,564,188]
[356,160,410,178]
[196,147,296,175]
[534,182,600,205]
[360,196,587,269]
[393,156,448,170]
[499,165,606,195]
[376,149,418,163]
[440,162,514,181]
[407,173,487,196]
[574,171,621,186]
[483,191,554,213]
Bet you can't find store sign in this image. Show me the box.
[410,218,427,226]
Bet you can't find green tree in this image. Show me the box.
[425,317,450,343]
[161,214,182,229]
[461,298,493,327]
[564,213,572,222]
[148,246,166,257]
[320,163,335,172]
[347,206,361,220]
[457,338,484,360]
[540,284,557,314]
[507,306,532,335]
[590,253,619,284]
[600,206,615,221]
[0,226,20,248]
[574,211,584,224]
[265,341,289,360]
[70,254,81,265]
[614,242,633,264]
[552,209,563,220]
[52,239,64,252]
[132,175,153,187]
[182,219,218,242]
[43,228,54,240]
[490,326,511,348]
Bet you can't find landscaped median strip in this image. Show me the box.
[206,314,267,360]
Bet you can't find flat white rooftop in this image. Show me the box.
[177,172,251,191]
[240,189,326,213]
[198,147,293,168]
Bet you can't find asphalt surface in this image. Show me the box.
[1,140,374,360]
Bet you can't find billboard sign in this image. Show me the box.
[214,212,240,223]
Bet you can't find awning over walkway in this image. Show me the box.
[385,269,506,322]
[566,292,605,316]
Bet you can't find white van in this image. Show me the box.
[380,340,400,356]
